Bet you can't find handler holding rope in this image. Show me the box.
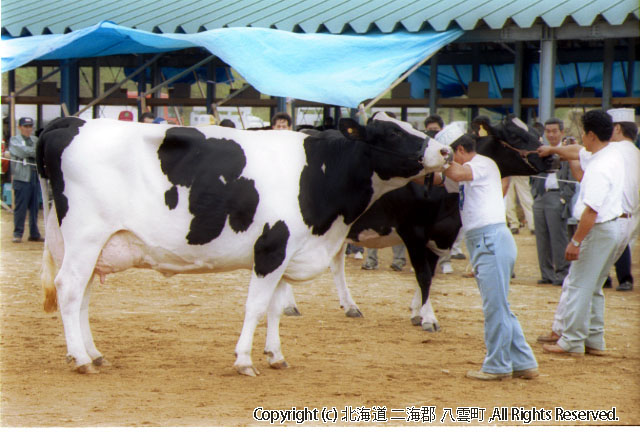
[439,124,539,381]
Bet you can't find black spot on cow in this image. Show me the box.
[298,130,374,236]
[36,117,86,224]
[254,220,289,277]
[165,185,179,210]
[157,127,259,245]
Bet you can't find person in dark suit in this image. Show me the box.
[531,118,576,285]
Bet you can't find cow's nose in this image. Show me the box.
[440,147,453,163]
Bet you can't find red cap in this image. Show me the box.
[118,110,134,121]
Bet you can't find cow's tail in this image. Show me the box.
[38,174,58,312]
[36,118,68,313]
[41,242,58,312]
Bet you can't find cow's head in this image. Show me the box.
[473,115,555,177]
[339,112,451,180]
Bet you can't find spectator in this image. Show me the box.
[9,117,43,243]
[604,108,640,292]
[271,112,292,130]
[118,110,134,122]
[140,112,155,123]
[219,119,236,128]
[442,124,538,380]
[530,118,576,286]
[424,113,444,133]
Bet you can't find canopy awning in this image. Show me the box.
[1,21,463,108]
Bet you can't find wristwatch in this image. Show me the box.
[570,238,581,247]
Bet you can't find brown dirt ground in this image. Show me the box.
[0,210,638,427]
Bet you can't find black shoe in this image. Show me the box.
[537,279,552,284]
[552,279,564,286]
[616,281,633,291]
[28,236,44,242]
[603,277,613,289]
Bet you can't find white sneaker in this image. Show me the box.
[441,262,453,274]
[354,251,363,259]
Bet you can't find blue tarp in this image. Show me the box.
[1,21,463,108]
[408,62,640,99]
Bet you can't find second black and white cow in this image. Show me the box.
[323,116,554,331]
[36,112,451,376]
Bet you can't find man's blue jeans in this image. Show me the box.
[466,223,538,374]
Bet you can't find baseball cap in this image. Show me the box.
[118,110,134,121]
[18,117,34,126]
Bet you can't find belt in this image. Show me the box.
[545,188,559,192]
[620,213,631,219]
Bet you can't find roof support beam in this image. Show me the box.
[513,42,523,118]
[60,59,79,116]
[627,38,637,97]
[538,26,556,123]
[429,54,438,115]
[602,39,615,110]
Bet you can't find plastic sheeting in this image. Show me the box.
[408,62,640,99]
[1,21,463,108]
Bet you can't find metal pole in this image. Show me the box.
[429,55,438,115]
[538,26,556,123]
[74,53,163,117]
[602,39,614,110]
[513,42,523,118]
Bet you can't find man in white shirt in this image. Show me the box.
[605,108,640,291]
[441,124,538,381]
[537,110,625,356]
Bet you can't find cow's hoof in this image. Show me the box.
[345,307,363,318]
[92,356,110,367]
[411,316,422,326]
[236,365,260,377]
[422,323,441,332]
[75,363,99,374]
[270,360,289,370]
[284,306,301,316]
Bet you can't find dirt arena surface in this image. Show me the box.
[1,210,638,427]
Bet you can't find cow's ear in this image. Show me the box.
[339,118,366,141]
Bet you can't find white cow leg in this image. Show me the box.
[234,273,281,376]
[420,297,440,332]
[264,279,288,369]
[55,258,100,374]
[330,245,362,317]
[281,282,301,316]
[79,280,107,367]
[410,287,422,326]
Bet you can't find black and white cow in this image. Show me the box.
[36,112,451,376]
[322,115,554,331]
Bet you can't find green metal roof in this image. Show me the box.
[2,0,639,37]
